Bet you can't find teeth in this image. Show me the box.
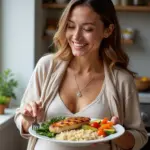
[73,42,86,47]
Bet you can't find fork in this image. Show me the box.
[32,116,40,130]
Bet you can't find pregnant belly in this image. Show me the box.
[34,139,111,150]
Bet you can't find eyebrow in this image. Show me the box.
[68,20,96,26]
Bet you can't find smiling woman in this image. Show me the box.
[14,0,148,150]
[65,5,107,57]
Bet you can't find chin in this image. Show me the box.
[72,50,86,57]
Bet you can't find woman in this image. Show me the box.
[14,0,148,150]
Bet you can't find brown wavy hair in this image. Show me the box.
[53,0,135,76]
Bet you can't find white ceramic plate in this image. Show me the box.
[29,119,125,147]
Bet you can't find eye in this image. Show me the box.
[67,24,75,29]
[83,28,94,32]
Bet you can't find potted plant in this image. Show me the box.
[0,96,10,114]
[0,69,18,114]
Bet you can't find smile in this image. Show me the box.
[72,42,87,48]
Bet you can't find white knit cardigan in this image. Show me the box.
[14,54,148,150]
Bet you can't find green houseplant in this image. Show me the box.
[0,69,18,114]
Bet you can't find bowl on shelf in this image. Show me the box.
[45,26,56,36]
[122,28,135,40]
[135,76,150,92]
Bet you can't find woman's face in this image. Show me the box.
[66,5,106,57]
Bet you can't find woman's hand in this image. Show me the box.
[92,116,134,149]
[21,100,43,133]
[111,116,120,125]
[22,100,43,117]
[111,116,135,149]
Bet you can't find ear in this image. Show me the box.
[103,24,114,38]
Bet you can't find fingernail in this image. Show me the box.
[91,143,97,147]
[24,109,27,114]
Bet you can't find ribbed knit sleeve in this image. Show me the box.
[117,71,148,150]
[123,81,148,150]
[14,54,53,138]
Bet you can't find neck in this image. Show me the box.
[70,52,103,74]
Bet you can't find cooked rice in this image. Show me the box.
[56,129,102,141]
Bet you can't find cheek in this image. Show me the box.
[65,30,71,41]
[65,32,69,40]
[88,32,103,47]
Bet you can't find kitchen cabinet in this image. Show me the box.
[42,3,150,46]
[42,3,150,12]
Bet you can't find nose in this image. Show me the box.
[72,28,82,41]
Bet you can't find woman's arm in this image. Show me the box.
[14,55,51,137]
[113,131,135,150]
[21,100,43,133]
[116,78,148,150]
[111,116,135,149]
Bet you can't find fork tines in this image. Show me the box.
[32,117,40,130]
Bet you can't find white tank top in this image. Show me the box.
[35,86,111,150]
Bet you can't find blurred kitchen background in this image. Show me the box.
[0,0,150,150]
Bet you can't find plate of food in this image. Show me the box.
[29,116,125,147]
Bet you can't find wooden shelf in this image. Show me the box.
[42,3,150,12]
[43,35,133,45]
[121,39,133,45]
[42,3,66,9]
[115,6,150,12]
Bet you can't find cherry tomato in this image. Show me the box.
[100,124,110,129]
[90,122,100,128]
[108,121,113,127]
[101,117,108,124]
[97,129,106,137]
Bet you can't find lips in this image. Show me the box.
[72,41,87,49]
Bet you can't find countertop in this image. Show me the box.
[139,92,150,103]
[0,108,17,130]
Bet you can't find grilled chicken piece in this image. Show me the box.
[49,117,91,133]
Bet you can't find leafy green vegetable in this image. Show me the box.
[35,116,66,138]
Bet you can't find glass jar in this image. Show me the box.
[133,0,145,5]
[120,0,128,6]
[111,0,119,6]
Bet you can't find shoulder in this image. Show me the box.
[114,68,134,84]
[37,53,54,67]
[36,53,60,70]
[32,54,56,78]
[36,53,69,73]
[113,68,137,96]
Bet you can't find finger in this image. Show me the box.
[36,101,43,110]
[38,106,43,112]
[91,143,97,147]
[24,109,32,116]
[91,142,106,147]
[29,101,38,117]
[36,100,42,106]
[111,116,120,125]
[23,104,33,116]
